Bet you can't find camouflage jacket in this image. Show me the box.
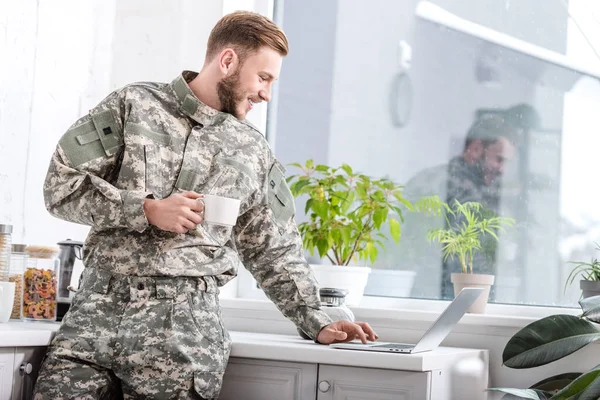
[43,71,332,339]
[446,156,500,213]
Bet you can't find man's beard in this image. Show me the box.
[217,70,245,119]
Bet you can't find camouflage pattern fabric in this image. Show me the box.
[37,71,332,398]
[35,267,230,399]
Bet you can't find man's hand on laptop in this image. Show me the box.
[317,320,379,344]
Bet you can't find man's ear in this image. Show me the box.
[218,48,239,75]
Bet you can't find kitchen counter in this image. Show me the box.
[0,321,486,372]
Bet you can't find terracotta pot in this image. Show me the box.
[450,273,494,314]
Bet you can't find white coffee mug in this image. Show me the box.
[0,281,15,323]
[198,194,241,227]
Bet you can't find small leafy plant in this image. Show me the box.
[427,200,514,274]
[565,243,600,291]
[287,160,412,266]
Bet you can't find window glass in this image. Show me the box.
[272,0,600,307]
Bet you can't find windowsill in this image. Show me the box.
[220,296,581,336]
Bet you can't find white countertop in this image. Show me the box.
[0,322,486,372]
[0,321,60,347]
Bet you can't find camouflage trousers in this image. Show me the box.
[33,267,232,400]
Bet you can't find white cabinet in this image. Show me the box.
[316,364,429,400]
[220,358,317,400]
[220,358,439,400]
[12,347,46,400]
[0,349,15,400]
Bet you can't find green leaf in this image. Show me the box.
[389,218,401,243]
[316,239,330,258]
[340,192,355,214]
[373,207,386,229]
[312,200,329,220]
[551,365,600,399]
[502,315,600,369]
[305,198,314,215]
[306,159,314,169]
[530,373,582,393]
[291,179,310,196]
[487,388,551,400]
[356,185,367,199]
[341,164,353,175]
[580,296,600,323]
[315,165,329,172]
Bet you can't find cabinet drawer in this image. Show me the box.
[220,358,317,400]
[317,364,430,400]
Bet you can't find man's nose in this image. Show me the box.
[259,88,271,102]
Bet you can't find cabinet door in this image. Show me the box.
[219,358,317,400]
[12,347,46,400]
[317,365,430,400]
[0,349,15,400]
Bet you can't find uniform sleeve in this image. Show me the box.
[43,90,153,232]
[233,159,333,341]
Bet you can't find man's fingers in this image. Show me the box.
[180,217,197,231]
[356,321,378,341]
[181,191,204,200]
[189,198,205,213]
[185,210,203,225]
[334,331,348,341]
[352,323,368,344]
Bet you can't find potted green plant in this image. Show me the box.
[427,200,514,313]
[287,160,411,305]
[489,295,600,399]
[565,243,600,299]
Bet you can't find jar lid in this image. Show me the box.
[57,239,84,247]
[26,245,59,258]
[0,224,13,234]
[319,287,349,307]
[12,244,27,253]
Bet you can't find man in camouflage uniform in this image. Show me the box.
[35,11,376,400]
[401,113,520,299]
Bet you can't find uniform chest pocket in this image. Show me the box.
[144,143,179,199]
[207,156,257,203]
[125,124,181,199]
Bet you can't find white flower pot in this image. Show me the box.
[581,280,600,299]
[364,269,416,297]
[310,264,371,306]
[451,273,494,314]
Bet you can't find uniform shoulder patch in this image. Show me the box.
[267,160,296,225]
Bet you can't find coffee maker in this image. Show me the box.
[56,239,84,321]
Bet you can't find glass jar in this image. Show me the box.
[9,244,27,319]
[22,245,59,322]
[0,224,12,281]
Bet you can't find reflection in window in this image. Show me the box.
[272,0,600,307]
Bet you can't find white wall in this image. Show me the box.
[0,0,274,247]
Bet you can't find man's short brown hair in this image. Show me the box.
[206,11,289,63]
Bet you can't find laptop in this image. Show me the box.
[329,287,484,354]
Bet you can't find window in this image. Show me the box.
[270,0,600,307]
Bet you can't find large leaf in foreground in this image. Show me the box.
[550,365,600,400]
[503,315,600,369]
[487,388,552,400]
